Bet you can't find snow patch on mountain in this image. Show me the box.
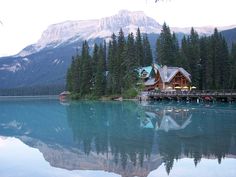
[0,57,31,72]
[0,63,21,72]
[52,59,63,65]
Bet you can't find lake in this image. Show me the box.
[0,99,236,177]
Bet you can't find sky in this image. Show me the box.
[0,0,236,57]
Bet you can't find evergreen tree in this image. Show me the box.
[103,40,107,70]
[117,28,126,93]
[210,28,221,89]
[68,56,81,93]
[187,28,200,88]
[143,34,153,66]
[107,33,118,94]
[135,28,144,66]
[80,41,92,95]
[156,22,175,65]
[66,65,73,91]
[92,44,99,87]
[199,36,212,90]
[179,36,190,70]
[124,33,138,89]
[171,32,180,66]
[94,44,106,96]
[220,37,230,89]
[106,41,113,94]
[230,43,236,89]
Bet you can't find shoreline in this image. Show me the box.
[0,95,58,100]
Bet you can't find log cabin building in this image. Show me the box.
[141,64,191,91]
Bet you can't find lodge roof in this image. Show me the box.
[144,78,157,86]
[138,66,153,78]
[153,64,191,83]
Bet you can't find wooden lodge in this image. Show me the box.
[139,64,236,103]
[139,64,191,91]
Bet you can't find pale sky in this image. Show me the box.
[0,0,236,57]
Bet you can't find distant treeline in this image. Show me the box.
[67,23,236,98]
[0,84,65,96]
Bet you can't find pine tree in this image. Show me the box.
[220,37,230,89]
[210,28,221,89]
[187,28,200,88]
[94,44,106,96]
[80,41,92,95]
[156,22,175,65]
[135,28,144,66]
[107,33,118,94]
[124,33,138,89]
[117,29,126,93]
[179,36,190,70]
[92,44,99,87]
[66,65,73,91]
[199,36,212,90]
[143,34,153,66]
[230,43,236,89]
[171,32,180,66]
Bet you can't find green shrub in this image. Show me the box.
[122,88,138,99]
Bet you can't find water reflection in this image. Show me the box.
[66,101,154,170]
[0,100,236,177]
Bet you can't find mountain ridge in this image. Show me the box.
[0,10,236,90]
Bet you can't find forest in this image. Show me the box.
[66,23,236,98]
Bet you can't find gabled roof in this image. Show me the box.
[157,114,192,132]
[138,66,153,78]
[153,64,191,83]
[144,78,157,86]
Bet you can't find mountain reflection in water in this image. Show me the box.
[0,100,236,177]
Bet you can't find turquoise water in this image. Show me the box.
[0,99,236,177]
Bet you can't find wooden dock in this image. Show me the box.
[145,90,236,102]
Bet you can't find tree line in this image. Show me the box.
[157,23,236,90]
[66,28,153,98]
[67,23,236,98]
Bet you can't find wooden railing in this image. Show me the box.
[145,90,236,98]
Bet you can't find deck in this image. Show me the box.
[144,90,236,102]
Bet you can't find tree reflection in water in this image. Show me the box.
[66,101,154,169]
[66,101,236,174]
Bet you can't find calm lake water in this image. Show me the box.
[0,99,236,177]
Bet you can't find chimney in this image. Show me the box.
[162,65,168,81]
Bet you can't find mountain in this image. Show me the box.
[0,10,235,90]
[221,27,236,48]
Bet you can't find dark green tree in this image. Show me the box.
[199,36,212,90]
[107,33,118,94]
[220,37,230,89]
[143,34,153,66]
[117,28,126,93]
[94,44,106,96]
[171,32,180,65]
[135,28,144,66]
[124,33,138,89]
[156,22,177,66]
[229,43,236,89]
[179,36,190,70]
[80,41,92,95]
[210,28,222,89]
[186,28,200,88]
